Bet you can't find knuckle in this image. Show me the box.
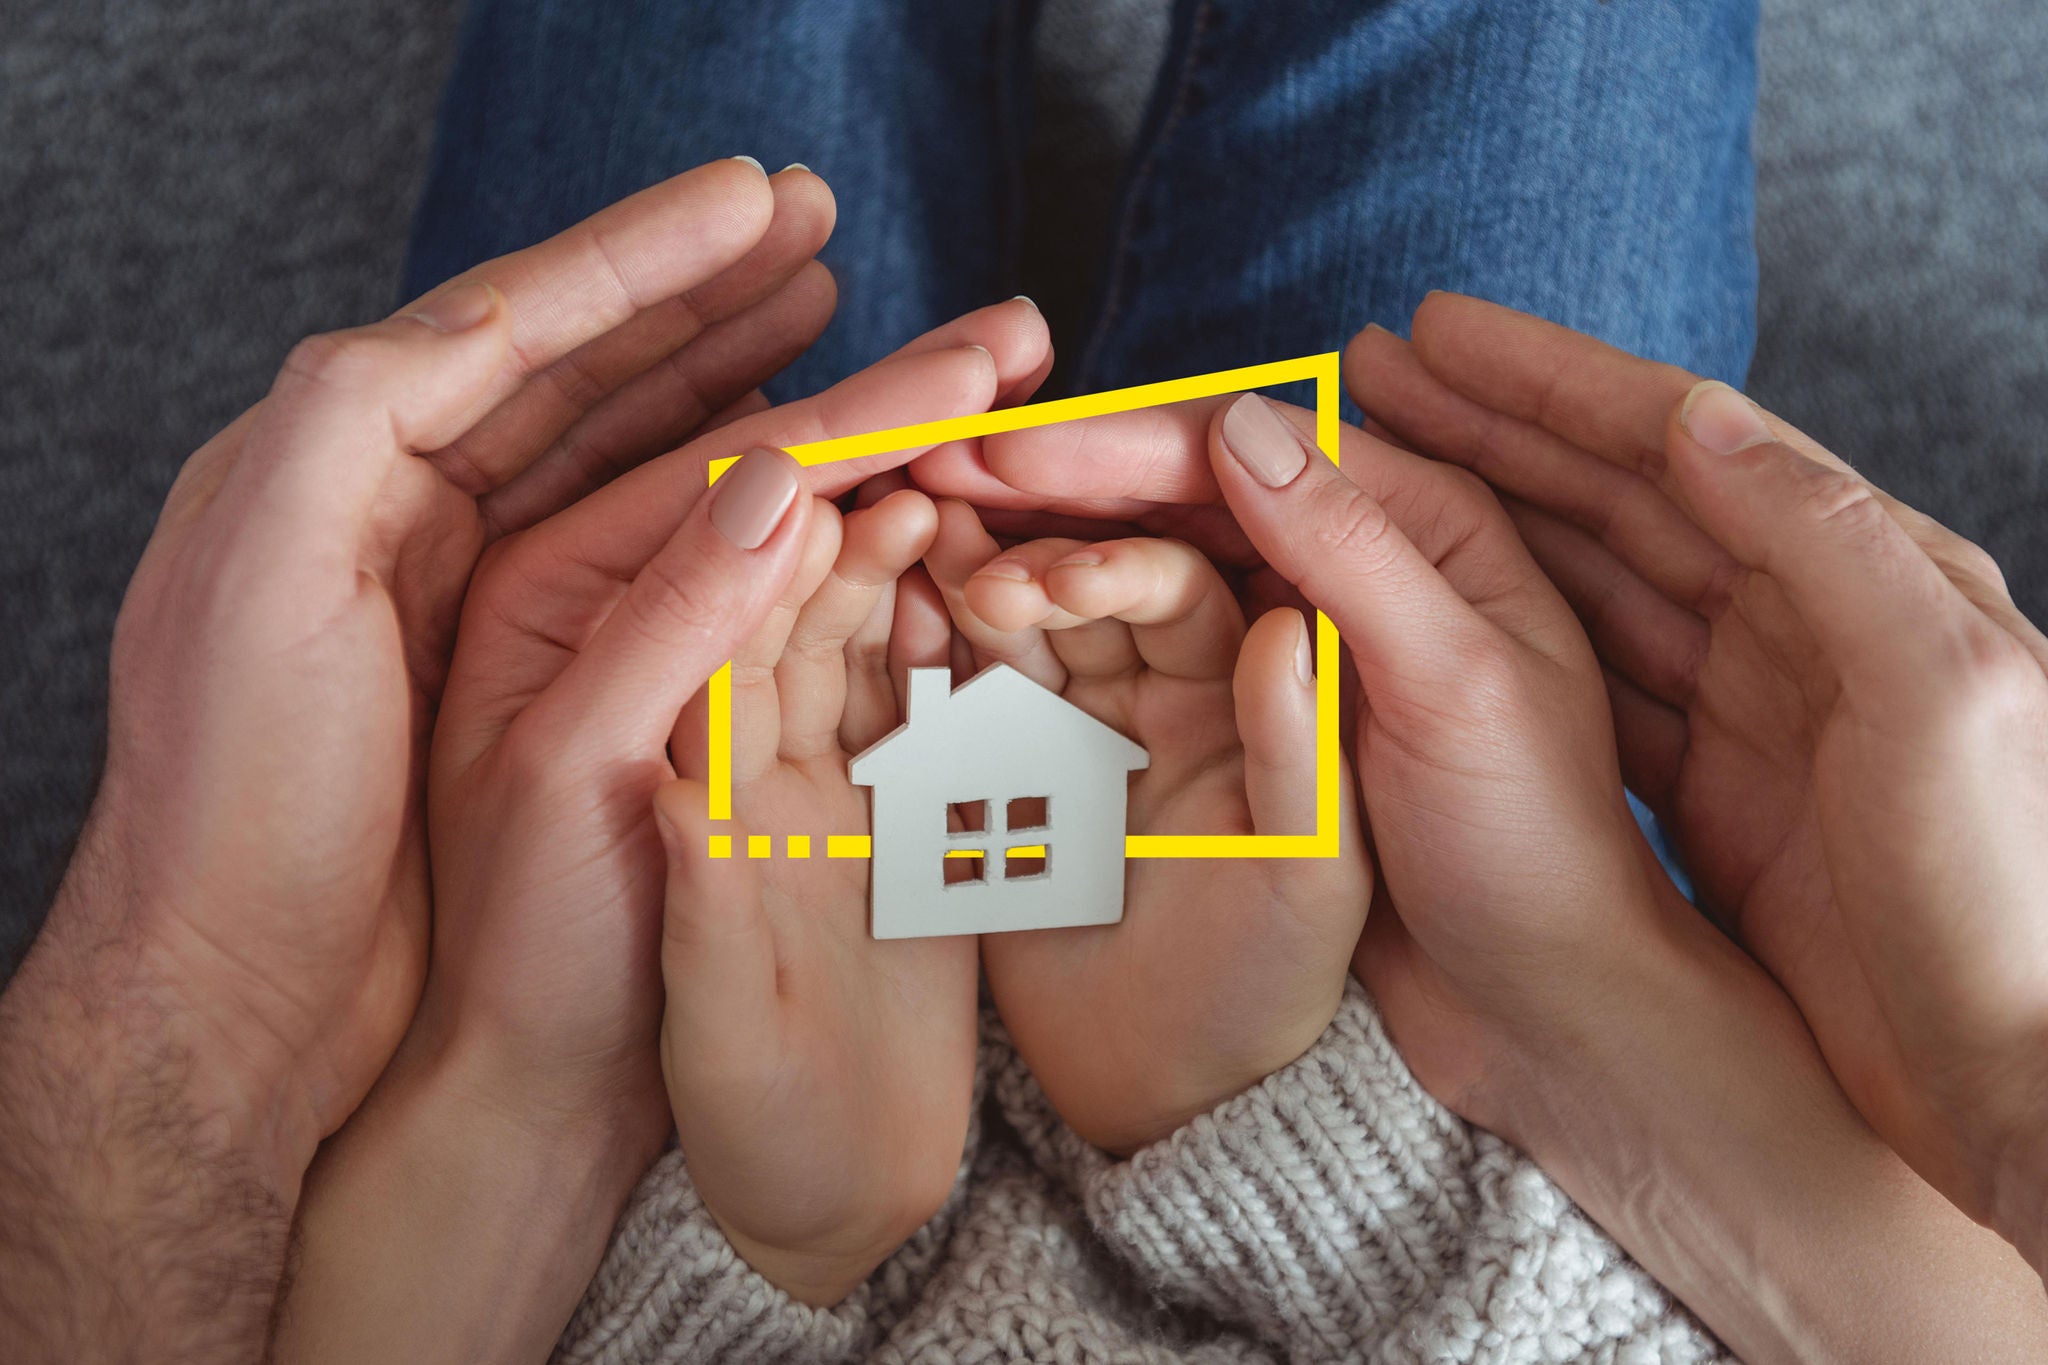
[1310,487,1402,573]
[279,327,392,396]
[1944,628,2046,734]
[1792,470,1890,544]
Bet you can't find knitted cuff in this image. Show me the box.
[549,1147,868,1365]
[994,979,1729,1364]
[554,1081,984,1365]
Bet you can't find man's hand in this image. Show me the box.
[919,499,1369,1154]
[0,159,837,1361]
[1351,294,2048,1266]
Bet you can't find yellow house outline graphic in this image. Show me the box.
[705,352,1345,862]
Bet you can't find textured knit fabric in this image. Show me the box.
[555,981,1728,1364]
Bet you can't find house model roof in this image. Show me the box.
[848,663,1149,785]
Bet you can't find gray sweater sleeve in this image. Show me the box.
[991,978,1733,1365]
[550,1082,985,1365]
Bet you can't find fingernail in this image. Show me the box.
[972,559,1033,583]
[710,447,800,550]
[731,155,766,172]
[1010,294,1039,311]
[1049,550,1104,571]
[1680,381,1774,455]
[778,162,811,173]
[404,281,497,333]
[1220,393,1307,489]
[1294,615,1314,686]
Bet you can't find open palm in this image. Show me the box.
[922,499,1369,1153]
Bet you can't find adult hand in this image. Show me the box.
[0,158,836,1361]
[912,363,2048,1360]
[1350,294,2048,1267]
[274,301,1051,1362]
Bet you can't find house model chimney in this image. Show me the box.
[907,667,950,720]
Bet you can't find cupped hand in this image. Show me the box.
[655,489,979,1306]
[30,159,839,1179]
[918,497,1370,1154]
[1353,294,2048,1249]
[404,299,1049,1158]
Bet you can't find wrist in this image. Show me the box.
[709,1220,891,1308]
[35,833,325,1192]
[1474,904,2048,1363]
[0,918,298,1362]
[274,1010,664,1363]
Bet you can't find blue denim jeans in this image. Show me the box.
[407,0,1756,890]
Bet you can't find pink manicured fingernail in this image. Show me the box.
[972,559,1033,583]
[404,281,497,333]
[1294,615,1314,686]
[1221,393,1307,489]
[710,447,800,549]
[1680,381,1774,455]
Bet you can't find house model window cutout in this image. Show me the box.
[848,663,1151,939]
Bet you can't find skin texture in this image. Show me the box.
[658,490,979,1307]
[273,302,1054,1359]
[0,159,845,1364]
[1351,294,2048,1270]
[909,354,2048,1360]
[922,501,1371,1154]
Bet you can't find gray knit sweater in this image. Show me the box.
[554,981,1729,1363]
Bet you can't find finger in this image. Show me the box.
[700,387,774,434]
[884,566,955,730]
[1041,537,1248,681]
[1505,500,1711,707]
[523,445,812,756]
[441,164,833,498]
[1666,382,1995,708]
[917,395,1233,516]
[778,490,939,763]
[720,501,842,782]
[655,778,782,1074]
[523,341,999,589]
[215,284,514,563]
[1605,665,1688,816]
[962,539,1097,632]
[1347,321,1740,613]
[1407,292,1704,485]
[923,499,1068,690]
[410,158,780,492]
[1206,392,1542,689]
[478,257,837,535]
[1235,608,1319,835]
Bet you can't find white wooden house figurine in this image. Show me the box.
[849,663,1150,939]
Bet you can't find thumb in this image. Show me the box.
[217,281,514,554]
[1207,392,1499,693]
[1666,381,1990,703]
[523,445,812,755]
[654,778,783,1080]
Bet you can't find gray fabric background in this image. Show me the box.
[2,1,2043,965]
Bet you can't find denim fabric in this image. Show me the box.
[408,0,1753,895]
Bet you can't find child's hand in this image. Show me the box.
[655,488,980,1307]
[923,500,1371,1154]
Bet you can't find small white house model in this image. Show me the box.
[848,663,1150,939]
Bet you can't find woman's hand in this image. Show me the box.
[921,500,1370,1155]
[1352,294,2048,1268]
[0,159,837,1362]
[271,302,1051,1363]
[911,365,2048,1361]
